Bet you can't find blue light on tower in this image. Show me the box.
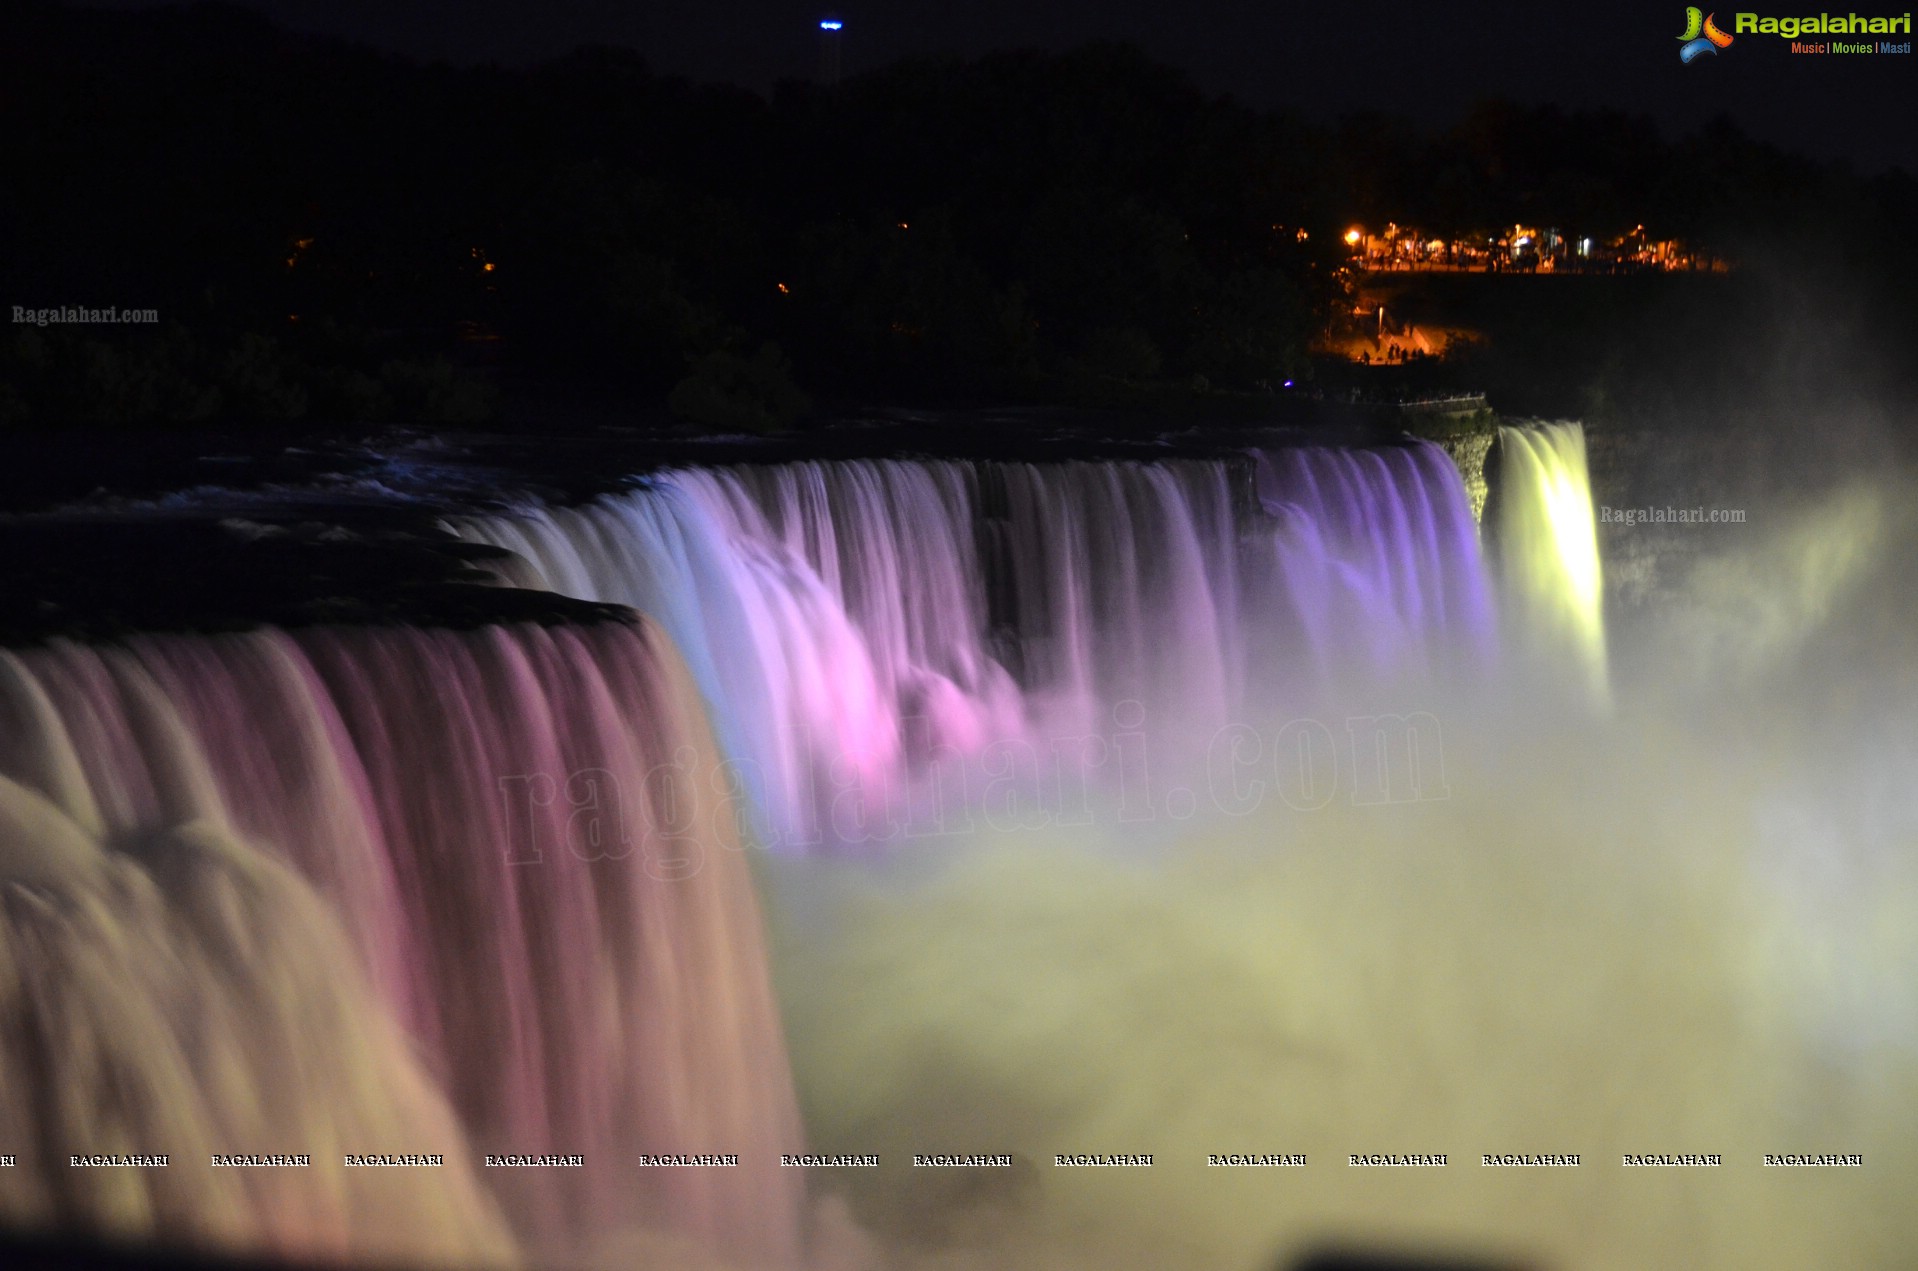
[818,15,844,85]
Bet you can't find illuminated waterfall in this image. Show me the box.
[1249,443,1496,684]
[15,406,1918,1271]
[453,442,1495,845]
[0,622,805,1268]
[0,430,1603,1266]
[448,465,1022,849]
[1491,422,1609,705]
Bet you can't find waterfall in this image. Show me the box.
[0,621,805,1268]
[1490,422,1609,706]
[0,427,1602,1267]
[1249,443,1496,685]
[452,441,1496,846]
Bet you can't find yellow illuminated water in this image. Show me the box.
[1495,422,1609,706]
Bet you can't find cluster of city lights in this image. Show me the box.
[1338,222,1716,272]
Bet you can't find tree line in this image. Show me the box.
[2,0,1912,432]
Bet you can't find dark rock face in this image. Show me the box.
[1435,430,1494,525]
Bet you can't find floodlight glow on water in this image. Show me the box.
[1494,422,1609,707]
[6,417,1916,1271]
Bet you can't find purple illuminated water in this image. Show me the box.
[453,442,1495,846]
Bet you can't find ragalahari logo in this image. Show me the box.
[1678,8,1736,59]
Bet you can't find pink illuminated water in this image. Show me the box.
[0,621,805,1268]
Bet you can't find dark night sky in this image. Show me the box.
[86,0,1918,172]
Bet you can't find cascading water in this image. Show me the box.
[0,620,805,1268]
[452,440,1497,847]
[1489,422,1609,706]
[1248,443,1496,686]
[0,425,1628,1269]
[753,432,1916,1271]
